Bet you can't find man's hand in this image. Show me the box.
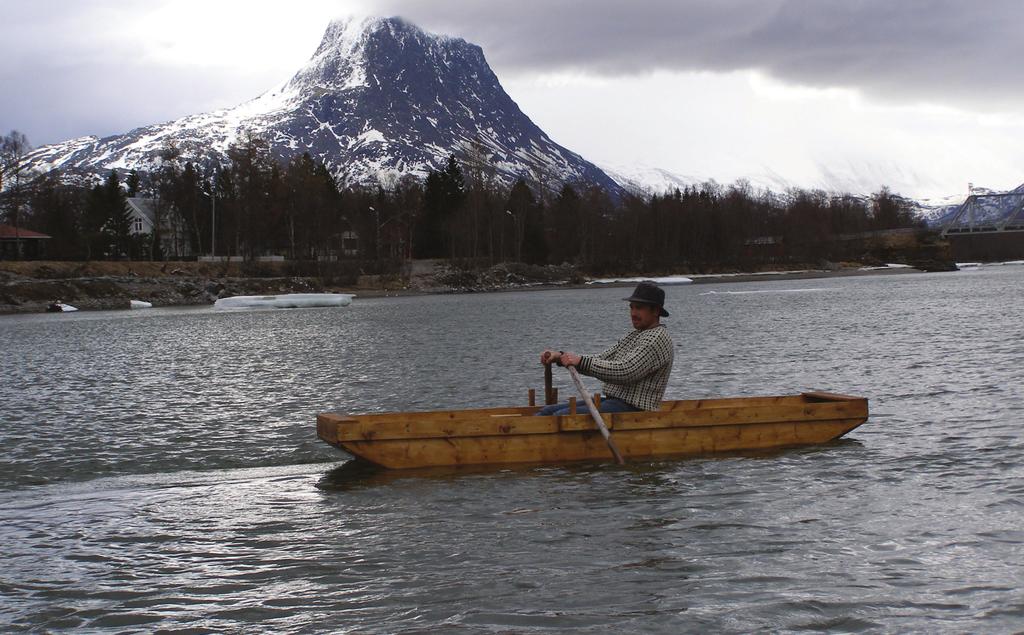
[541,350,581,366]
[540,349,561,366]
[560,351,581,367]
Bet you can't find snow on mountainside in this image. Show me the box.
[596,162,704,196]
[600,160,1024,228]
[598,158,958,203]
[909,182,1019,227]
[23,16,621,195]
[597,161,797,197]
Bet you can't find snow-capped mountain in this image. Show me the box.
[915,182,1024,228]
[22,16,621,195]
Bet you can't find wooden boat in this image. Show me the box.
[316,391,868,469]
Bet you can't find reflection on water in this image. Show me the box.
[2,267,1023,632]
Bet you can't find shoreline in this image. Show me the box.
[395,264,927,297]
[0,260,942,314]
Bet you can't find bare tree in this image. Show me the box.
[150,142,184,260]
[0,130,33,258]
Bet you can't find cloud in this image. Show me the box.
[5,0,1021,147]
[379,0,1024,112]
[2,0,1021,198]
[0,0,356,145]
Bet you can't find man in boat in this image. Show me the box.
[537,281,674,414]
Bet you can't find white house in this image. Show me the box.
[126,198,157,235]
[126,197,193,258]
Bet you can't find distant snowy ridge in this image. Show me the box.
[597,161,797,197]
[914,182,1024,227]
[599,160,952,202]
[599,160,1024,228]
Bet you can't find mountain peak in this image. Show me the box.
[286,16,383,94]
[291,16,473,93]
[22,16,621,195]
[318,15,430,48]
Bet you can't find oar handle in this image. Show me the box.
[544,362,554,405]
[567,366,625,465]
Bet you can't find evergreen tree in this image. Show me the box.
[212,168,237,258]
[29,172,85,259]
[414,170,446,258]
[283,153,320,259]
[547,185,581,264]
[393,175,422,260]
[441,155,467,259]
[83,184,107,260]
[312,160,342,258]
[177,162,202,255]
[126,169,141,197]
[264,162,286,254]
[151,143,184,260]
[103,171,133,259]
[81,171,131,259]
[227,133,273,259]
[504,179,536,263]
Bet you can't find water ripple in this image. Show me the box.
[1,269,1023,632]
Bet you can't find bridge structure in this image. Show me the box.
[941,189,1024,237]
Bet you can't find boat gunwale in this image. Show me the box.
[317,392,868,444]
[323,391,861,422]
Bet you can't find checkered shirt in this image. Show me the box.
[576,324,674,411]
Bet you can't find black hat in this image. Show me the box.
[623,281,669,317]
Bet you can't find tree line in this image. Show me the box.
[1,129,923,270]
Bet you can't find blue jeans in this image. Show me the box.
[535,396,640,416]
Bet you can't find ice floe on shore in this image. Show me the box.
[588,276,693,285]
[213,293,355,310]
[858,263,913,271]
[700,288,830,296]
[956,260,1024,269]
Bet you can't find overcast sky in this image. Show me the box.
[3,0,1023,199]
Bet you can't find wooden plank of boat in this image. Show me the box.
[316,391,869,469]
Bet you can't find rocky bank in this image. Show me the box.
[0,260,584,314]
[0,258,952,314]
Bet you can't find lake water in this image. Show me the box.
[2,267,1023,633]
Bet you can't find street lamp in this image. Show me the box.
[197,168,217,259]
[211,169,217,259]
[505,209,523,262]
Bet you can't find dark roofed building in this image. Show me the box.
[0,225,51,260]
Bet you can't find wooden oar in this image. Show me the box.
[567,366,625,465]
